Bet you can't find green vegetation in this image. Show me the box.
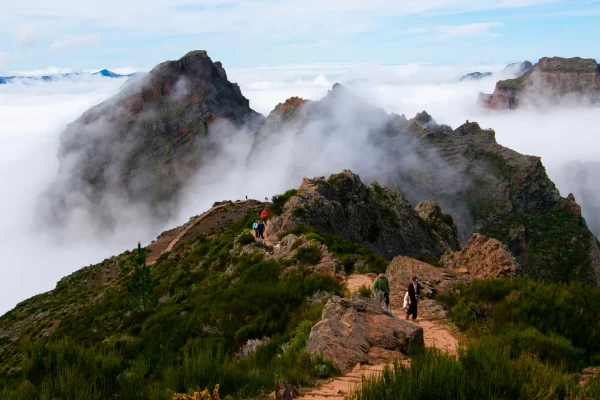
[295,245,322,265]
[437,278,600,366]
[498,77,524,90]
[358,285,372,298]
[280,225,389,274]
[352,343,580,400]
[211,200,233,207]
[353,277,600,400]
[269,189,298,216]
[483,203,593,283]
[0,211,343,399]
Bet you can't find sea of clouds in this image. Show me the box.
[1,62,598,314]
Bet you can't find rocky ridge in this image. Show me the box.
[480,57,600,109]
[268,170,460,259]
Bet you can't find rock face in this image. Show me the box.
[306,296,423,373]
[268,170,460,259]
[39,50,263,225]
[441,233,521,278]
[386,256,470,307]
[415,200,460,251]
[481,57,600,109]
[251,82,598,285]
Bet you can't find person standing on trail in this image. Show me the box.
[252,220,259,238]
[406,276,421,321]
[372,272,390,310]
[257,220,265,241]
[261,209,269,225]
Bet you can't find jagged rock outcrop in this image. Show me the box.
[306,296,423,372]
[268,170,460,259]
[251,82,598,285]
[39,50,263,226]
[387,256,470,307]
[459,61,531,82]
[480,57,600,109]
[441,233,521,278]
[460,71,492,81]
[415,200,460,251]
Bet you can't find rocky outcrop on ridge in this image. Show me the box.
[386,256,470,307]
[306,295,423,373]
[268,170,460,259]
[480,57,600,109]
[441,233,522,278]
[459,61,531,81]
[415,200,460,251]
[39,50,263,226]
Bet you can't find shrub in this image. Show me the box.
[269,189,298,216]
[358,285,372,298]
[212,200,233,207]
[237,232,255,246]
[295,245,322,265]
[352,342,578,400]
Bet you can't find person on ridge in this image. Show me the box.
[406,276,421,321]
[372,272,390,310]
[261,209,269,225]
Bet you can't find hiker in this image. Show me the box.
[257,220,265,240]
[245,195,248,200]
[261,209,269,224]
[372,272,390,310]
[252,220,259,238]
[403,291,409,311]
[406,276,421,321]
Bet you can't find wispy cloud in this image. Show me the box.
[395,22,503,41]
[49,36,98,52]
[16,23,39,48]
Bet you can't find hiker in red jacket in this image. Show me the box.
[406,276,421,321]
[261,209,268,224]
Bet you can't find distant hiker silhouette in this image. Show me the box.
[265,197,268,201]
[245,195,248,200]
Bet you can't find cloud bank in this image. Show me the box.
[1,61,599,315]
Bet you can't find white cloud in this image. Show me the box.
[1,59,599,316]
[0,52,16,67]
[16,23,39,48]
[49,35,97,52]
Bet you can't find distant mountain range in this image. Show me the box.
[459,61,533,81]
[0,69,144,84]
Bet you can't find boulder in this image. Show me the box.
[387,256,469,307]
[306,296,423,373]
[441,233,522,279]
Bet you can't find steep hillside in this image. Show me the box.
[480,57,600,109]
[38,50,263,226]
[249,84,600,285]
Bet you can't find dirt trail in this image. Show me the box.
[146,200,265,265]
[296,274,460,400]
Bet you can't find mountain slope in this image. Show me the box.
[38,50,263,226]
[249,84,600,285]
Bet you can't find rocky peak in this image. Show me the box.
[39,50,263,226]
[268,170,460,259]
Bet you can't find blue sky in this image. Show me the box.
[0,0,599,73]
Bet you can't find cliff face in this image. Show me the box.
[268,170,459,259]
[39,50,263,225]
[481,57,600,109]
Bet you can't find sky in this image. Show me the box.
[1,0,600,72]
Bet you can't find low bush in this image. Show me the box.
[358,285,372,298]
[269,189,298,216]
[295,245,322,265]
